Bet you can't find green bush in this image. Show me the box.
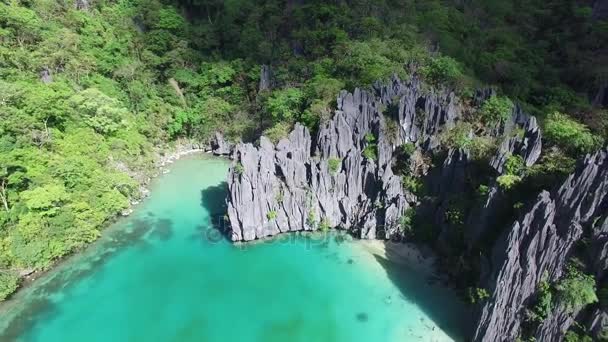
[306,208,317,228]
[421,56,463,86]
[234,163,245,175]
[265,87,305,122]
[263,122,292,144]
[479,96,513,123]
[364,133,376,143]
[384,117,399,143]
[525,149,576,190]
[467,287,490,304]
[544,112,603,155]
[564,331,593,342]
[477,184,490,197]
[526,277,553,323]
[398,208,415,236]
[441,122,473,149]
[445,208,464,226]
[555,264,598,313]
[497,174,522,190]
[401,142,416,156]
[318,218,331,232]
[504,154,525,176]
[440,123,496,159]
[328,157,342,173]
[334,39,407,86]
[402,175,423,194]
[266,210,278,220]
[362,133,378,160]
[362,146,377,160]
[0,272,20,301]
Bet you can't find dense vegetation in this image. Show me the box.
[0,0,606,301]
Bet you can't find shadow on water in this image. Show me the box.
[199,181,230,240]
[200,181,228,216]
[372,247,473,341]
[0,217,156,340]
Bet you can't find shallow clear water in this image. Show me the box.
[0,155,469,341]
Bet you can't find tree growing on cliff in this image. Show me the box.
[479,96,513,123]
[544,112,604,155]
[555,264,598,313]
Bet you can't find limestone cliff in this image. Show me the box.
[224,75,608,341]
[474,149,608,341]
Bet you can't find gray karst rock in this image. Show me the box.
[593,0,608,20]
[259,65,273,91]
[489,105,542,173]
[40,67,53,84]
[210,132,233,156]
[75,0,89,10]
[588,308,608,340]
[473,148,608,342]
[592,215,608,280]
[593,81,608,107]
[228,75,434,242]
[227,75,543,243]
[225,74,608,340]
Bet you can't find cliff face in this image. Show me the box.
[227,76,490,242]
[474,149,608,341]
[224,75,608,340]
[227,77,541,242]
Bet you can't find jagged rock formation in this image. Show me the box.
[490,105,542,173]
[226,76,540,242]
[474,148,608,341]
[40,67,52,84]
[74,0,89,10]
[227,76,456,242]
[210,132,233,156]
[225,74,607,340]
[259,65,273,91]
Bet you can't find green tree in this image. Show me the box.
[69,88,130,135]
[328,158,341,173]
[556,264,598,313]
[263,122,291,144]
[421,56,463,86]
[480,96,513,123]
[266,88,304,122]
[544,112,603,155]
[20,184,70,217]
[0,271,19,301]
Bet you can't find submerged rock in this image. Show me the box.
[356,312,368,322]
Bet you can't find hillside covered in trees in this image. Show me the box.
[0,0,606,308]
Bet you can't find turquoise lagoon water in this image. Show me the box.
[0,155,469,341]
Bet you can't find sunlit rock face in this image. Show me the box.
[226,76,541,243]
[226,74,608,341]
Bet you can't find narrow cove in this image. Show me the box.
[0,154,469,341]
